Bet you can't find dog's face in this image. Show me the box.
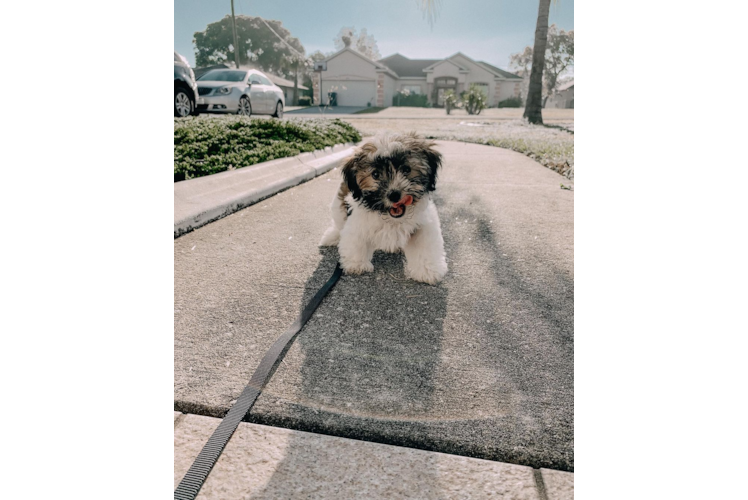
[342,133,442,219]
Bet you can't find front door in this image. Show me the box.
[436,87,456,107]
[248,74,268,113]
[437,88,446,106]
[433,77,458,107]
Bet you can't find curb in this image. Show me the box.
[174,142,355,237]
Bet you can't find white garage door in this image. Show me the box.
[322,80,376,106]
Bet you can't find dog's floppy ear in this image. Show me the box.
[402,132,442,192]
[342,155,363,200]
[419,140,442,192]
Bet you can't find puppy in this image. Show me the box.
[319,132,447,284]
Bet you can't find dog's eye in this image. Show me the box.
[401,166,411,175]
[372,170,380,180]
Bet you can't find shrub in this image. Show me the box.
[174,117,361,181]
[498,96,523,108]
[443,89,458,114]
[393,90,429,107]
[298,96,311,106]
[461,84,487,115]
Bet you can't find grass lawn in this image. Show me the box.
[341,109,574,180]
[174,116,361,181]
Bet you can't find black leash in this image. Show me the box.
[174,263,343,500]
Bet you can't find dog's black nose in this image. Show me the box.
[387,190,401,203]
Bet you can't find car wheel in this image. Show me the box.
[238,96,252,116]
[273,101,283,119]
[174,88,193,117]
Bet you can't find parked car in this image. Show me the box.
[174,51,198,117]
[196,69,285,118]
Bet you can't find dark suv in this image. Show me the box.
[174,51,199,117]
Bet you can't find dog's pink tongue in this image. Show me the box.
[393,195,413,209]
[389,195,413,217]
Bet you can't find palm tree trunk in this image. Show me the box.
[293,61,299,106]
[523,0,551,124]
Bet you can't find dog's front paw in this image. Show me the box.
[406,260,447,285]
[341,260,374,275]
[319,226,340,247]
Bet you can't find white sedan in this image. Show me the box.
[195,69,285,118]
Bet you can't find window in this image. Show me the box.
[402,85,421,94]
[197,70,247,82]
[472,82,489,97]
[434,77,457,88]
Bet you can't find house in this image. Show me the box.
[265,73,308,106]
[545,80,574,109]
[312,48,523,107]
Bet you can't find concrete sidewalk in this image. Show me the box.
[175,141,573,474]
[175,412,573,499]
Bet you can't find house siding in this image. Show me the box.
[458,64,498,104]
[398,80,427,94]
[325,50,379,80]
[320,50,379,106]
[495,81,520,103]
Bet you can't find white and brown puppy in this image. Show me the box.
[320,132,447,284]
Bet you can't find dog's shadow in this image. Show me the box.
[247,245,450,497]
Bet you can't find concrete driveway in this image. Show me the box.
[174,141,574,472]
[285,105,367,115]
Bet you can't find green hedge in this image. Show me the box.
[393,93,429,107]
[498,97,523,108]
[174,117,361,180]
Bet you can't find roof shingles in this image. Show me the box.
[378,54,438,78]
[377,53,522,80]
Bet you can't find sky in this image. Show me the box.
[174,0,573,71]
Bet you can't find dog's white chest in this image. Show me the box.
[370,218,418,252]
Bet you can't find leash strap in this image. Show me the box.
[174,263,343,500]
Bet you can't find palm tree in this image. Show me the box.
[417,0,441,27]
[418,0,553,124]
[523,0,552,124]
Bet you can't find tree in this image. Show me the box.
[193,15,305,79]
[416,0,559,124]
[416,0,441,27]
[509,46,533,101]
[542,25,574,101]
[510,25,573,106]
[333,27,381,60]
[523,0,552,124]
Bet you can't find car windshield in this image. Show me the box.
[197,70,247,82]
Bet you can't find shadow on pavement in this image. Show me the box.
[250,243,450,497]
[247,189,573,493]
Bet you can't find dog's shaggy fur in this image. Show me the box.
[320,132,448,284]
